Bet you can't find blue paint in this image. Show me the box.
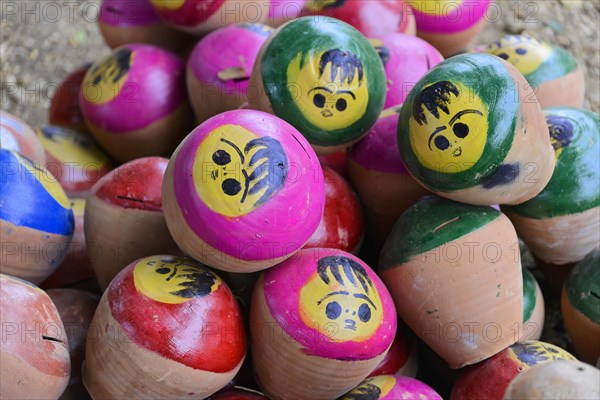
[482,162,520,189]
[0,150,74,236]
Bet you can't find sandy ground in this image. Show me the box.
[1,0,598,126]
[0,0,598,394]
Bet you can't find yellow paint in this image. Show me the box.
[305,0,339,11]
[133,256,221,304]
[508,341,576,369]
[69,198,86,216]
[299,263,383,342]
[341,376,396,399]
[193,124,286,217]
[485,36,551,76]
[82,48,135,105]
[36,127,108,169]
[406,0,465,15]
[149,0,185,10]
[15,152,71,209]
[380,105,403,119]
[409,82,488,173]
[287,50,369,131]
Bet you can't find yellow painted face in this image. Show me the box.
[133,256,221,304]
[299,256,383,342]
[37,126,109,168]
[149,0,185,10]
[406,0,464,15]
[193,124,288,217]
[341,376,396,399]
[287,50,369,131]
[486,36,551,76]
[16,152,71,209]
[508,341,576,369]
[82,48,134,104]
[409,81,488,173]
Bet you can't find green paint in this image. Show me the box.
[260,17,386,147]
[379,196,501,269]
[566,250,600,324]
[505,108,599,219]
[522,267,537,323]
[527,46,579,88]
[398,53,518,191]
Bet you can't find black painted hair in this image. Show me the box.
[546,115,574,151]
[159,265,218,299]
[244,137,289,207]
[92,47,133,85]
[375,46,391,67]
[413,81,460,125]
[344,383,382,400]
[317,256,374,293]
[319,49,364,86]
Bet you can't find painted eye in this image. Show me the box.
[313,93,326,108]
[434,135,450,150]
[515,48,527,55]
[326,301,342,320]
[453,123,469,138]
[335,98,347,111]
[222,178,242,196]
[358,303,371,323]
[212,150,231,166]
[497,53,509,60]
[156,267,171,274]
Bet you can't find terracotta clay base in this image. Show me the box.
[85,195,180,290]
[0,219,71,285]
[561,287,600,365]
[535,67,585,109]
[250,275,389,400]
[85,103,192,163]
[83,297,242,399]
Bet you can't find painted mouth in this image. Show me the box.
[344,319,356,330]
[321,110,333,118]
[453,147,462,157]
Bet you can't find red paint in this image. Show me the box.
[0,275,70,377]
[209,389,268,400]
[451,352,522,400]
[369,325,414,376]
[318,149,348,177]
[303,166,364,253]
[49,65,90,134]
[152,0,225,28]
[108,264,246,373]
[301,0,413,37]
[93,157,167,211]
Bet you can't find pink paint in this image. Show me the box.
[410,0,491,34]
[382,375,442,399]
[99,0,162,27]
[173,110,324,261]
[373,32,443,108]
[349,108,409,175]
[263,248,396,360]
[150,0,225,28]
[79,44,187,133]
[93,157,168,211]
[268,0,305,21]
[188,23,272,95]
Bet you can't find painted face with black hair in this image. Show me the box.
[82,47,134,104]
[193,124,288,217]
[485,35,551,77]
[299,256,383,341]
[287,49,369,130]
[409,80,489,172]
